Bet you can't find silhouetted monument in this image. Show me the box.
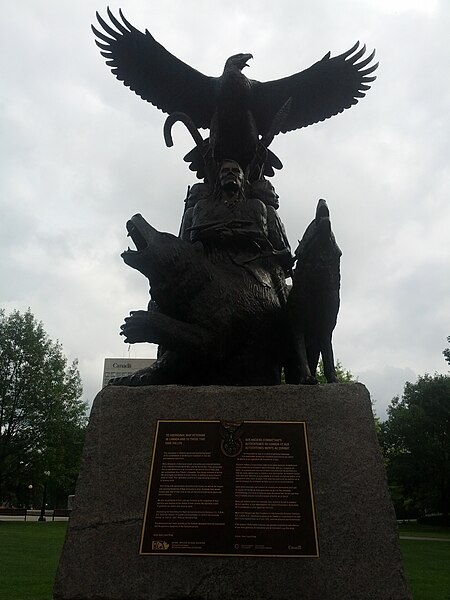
[91,8,378,386]
[52,11,412,600]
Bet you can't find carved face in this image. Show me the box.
[251,179,279,208]
[219,160,244,193]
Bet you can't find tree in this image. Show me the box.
[282,358,355,385]
[315,358,355,384]
[443,336,450,366]
[379,374,450,520]
[0,308,88,507]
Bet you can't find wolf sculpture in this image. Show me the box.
[285,199,341,384]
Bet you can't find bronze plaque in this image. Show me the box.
[140,420,318,557]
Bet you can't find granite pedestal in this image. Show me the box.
[54,383,411,600]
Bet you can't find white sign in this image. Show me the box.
[102,357,156,388]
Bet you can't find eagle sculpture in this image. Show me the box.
[92,8,378,180]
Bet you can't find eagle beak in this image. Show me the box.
[242,54,253,68]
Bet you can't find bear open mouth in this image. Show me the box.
[126,220,148,253]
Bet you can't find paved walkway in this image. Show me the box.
[0,511,68,522]
[399,535,450,542]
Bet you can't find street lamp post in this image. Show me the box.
[38,470,51,522]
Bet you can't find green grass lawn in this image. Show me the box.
[400,538,450,600]
[399,521,450,598]
[0,521,449,599]
[399,522,450,539]
[0,522,67,600]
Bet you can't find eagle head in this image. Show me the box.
[223,53,253,73]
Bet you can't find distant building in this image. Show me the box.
[102,358,156,388]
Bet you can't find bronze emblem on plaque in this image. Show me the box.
[140,420,319,557]
[219,421,244,457]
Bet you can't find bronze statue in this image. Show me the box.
[92,9,377,180]
[115,161,290,386]
[286,200,342,384]
[92,10,377,386]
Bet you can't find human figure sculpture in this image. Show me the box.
[111,161,291,386]
[187,161,291,278]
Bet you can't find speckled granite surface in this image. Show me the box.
[54,383,411,600]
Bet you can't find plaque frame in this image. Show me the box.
[139,419,319,558]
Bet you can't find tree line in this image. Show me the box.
[0,309,87,509]
[378,338,450,522]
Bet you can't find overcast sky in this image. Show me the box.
[2,0,449,419]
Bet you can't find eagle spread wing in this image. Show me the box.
[93,10,378,141]
[92,8,216,128]
[251,42,378,136]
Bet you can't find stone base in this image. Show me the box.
[54,384,411,600]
